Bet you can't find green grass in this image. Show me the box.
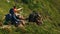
[0,0,60,34]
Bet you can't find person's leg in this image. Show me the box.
[20,20,25,26]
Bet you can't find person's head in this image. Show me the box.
[33,11,35,12]
[33,11,36,13]
[13,6,16,9]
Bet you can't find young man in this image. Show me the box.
[13,6,25,25]
[9,6,25,25]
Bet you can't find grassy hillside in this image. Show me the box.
[0,0,60,34]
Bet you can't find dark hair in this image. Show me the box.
[13,6,16,8]
[33,11,37,13]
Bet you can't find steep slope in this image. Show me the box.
[0,0,60,34]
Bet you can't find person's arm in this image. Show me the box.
[17,8,22,11]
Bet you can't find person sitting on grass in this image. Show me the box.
[28,11,43,25]
[9,6,25,26]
